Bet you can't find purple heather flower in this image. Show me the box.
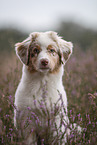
[4,126,6,130]
[40,100,44,108]
[36,116,40,123]
[41,139,44,145]
[9,128,13,131]
[92,122,95,128]
[83,128,87,132]
[80,117,82,122]
[6,114,9,118]
[35,120,38,124]
[83,133,85,138]
[51,111,54,114]
[70,132,74,138]
[94,92,97,96]
[88,121,91,125]
[1,138,3,143]
[46,121,48,127]
[31,129,33,133]
[28,120,32,123]
[69,110,72,114]
[87,114,90,118]
[33,99,36,105]
[73,116,75,122]
[27,107,31,110]
[12,104,15,109]
[77,113,81,117]
[8,95,12,100]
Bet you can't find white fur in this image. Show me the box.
[15,65,66,108]
[14,31,73,144]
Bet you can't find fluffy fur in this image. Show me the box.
[14,31,73,144]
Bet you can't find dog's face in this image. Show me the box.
[15,31,73,73]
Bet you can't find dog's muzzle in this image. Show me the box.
[39,58,50,71]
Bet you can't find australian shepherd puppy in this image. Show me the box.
[14,31,73,144]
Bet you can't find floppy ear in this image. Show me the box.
[47,31,73,64]
[15,37,31,65]
[59,38,73,64]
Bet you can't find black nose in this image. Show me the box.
[41,59,49,66]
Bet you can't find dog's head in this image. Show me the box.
[15,31,73,73]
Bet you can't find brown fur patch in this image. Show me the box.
[27,66,37,73]
[47,45,54,50]
[29,42,41,58]
[27,42,41,73]
[50,62,61,74]
[17,44,29,65]
[27,54,37,73]
[30,32,39,42]
[47,45,58,58]
[64,50,71,61]
[49,50,62,74]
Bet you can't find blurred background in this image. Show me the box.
[0,0,97,54]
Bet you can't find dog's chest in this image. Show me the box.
[16,74,63,109]
[27,76,60,104]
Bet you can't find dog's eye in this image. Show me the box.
[31,53,34,57]
[33,48,40,54]
[50,49,55,53]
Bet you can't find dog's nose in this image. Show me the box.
[41,59,49,66]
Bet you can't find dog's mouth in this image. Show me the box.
[39,66,50,72]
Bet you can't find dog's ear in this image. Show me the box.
[15,37,31,65]
[59,38,73,64]
[48,31,73,64]
[61,40,73,63]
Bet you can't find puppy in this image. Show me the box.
[14,31,73,144]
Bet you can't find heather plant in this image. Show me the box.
[0,46,97,144]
